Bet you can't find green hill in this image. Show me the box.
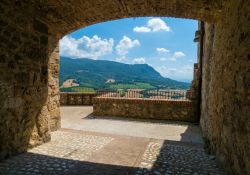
[59,57,190,91]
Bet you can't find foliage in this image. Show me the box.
[60,87,96,93]
[110,83,155,89]
[59,57,190,91]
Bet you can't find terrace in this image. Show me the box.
[0,0,248,174]
[60,89,197,122]
[27,92,219,174]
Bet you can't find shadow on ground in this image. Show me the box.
[0,152,140,175]
[83,113,199,126]
[0,138,224,175]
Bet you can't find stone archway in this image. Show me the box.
[0,0,249,174]
[45,0,222,37]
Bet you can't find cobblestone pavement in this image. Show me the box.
[0,129,225,175]
[136,141,223,175]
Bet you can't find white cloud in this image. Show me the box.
[115,36,140,56]
[60,35,114,59]
[147,18,171,32]
[116,56,127,63]
[133,18,171,33]
[156,66,176,77]
[173,51,185,57]
[156,65,193,80]
[159,57,167,61]
[159,57,176,61]
[156,48,170,55]
[133,26,151,33]
[133,57,146,64]
[167,57,178,61]
[159,51,186,61]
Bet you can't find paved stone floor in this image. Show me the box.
[0,129,225,175]
[61,106,203,143]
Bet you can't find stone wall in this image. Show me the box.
[0,1,61,160]
[48,43,60,131]
[0,2,51,160]
[190,63,199,95]
[189,63,199,117]
[60,92,96,105]
[200,0,250,174]
[93,98,197,122]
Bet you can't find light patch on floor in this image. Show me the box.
[60,106,203,144]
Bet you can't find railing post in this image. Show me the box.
[67,93,69,105]
[81,93,84,105]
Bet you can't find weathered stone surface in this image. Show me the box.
[60,92,96,105]
[93,98,197,122]
[41,0,222,37]
[0,1,60,160]
[47,42,60,131]
[200,1,250,174]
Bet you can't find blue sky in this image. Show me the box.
[60,17,197,82]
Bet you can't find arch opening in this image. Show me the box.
[0,1,249,174]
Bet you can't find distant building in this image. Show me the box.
[106,79,115,83]
[61,79,80,88]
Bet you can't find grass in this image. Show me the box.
[60,87,96,93]
[110,82,155,89]
[60,82,155,92]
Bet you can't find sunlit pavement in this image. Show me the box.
[61,106,203,144]
[0,107,225,174]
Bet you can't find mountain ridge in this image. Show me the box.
[59,56,190,90]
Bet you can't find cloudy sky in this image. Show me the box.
[60,17,197,82]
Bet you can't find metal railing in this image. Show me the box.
[95,89,194,100]
[60,89,195,105]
